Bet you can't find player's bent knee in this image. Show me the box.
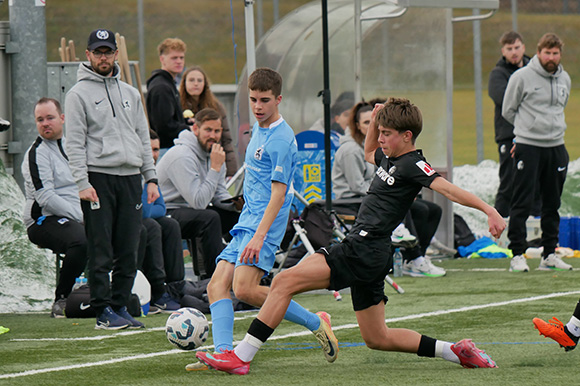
[270,271,300,296]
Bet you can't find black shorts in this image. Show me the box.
[317,235,391,311]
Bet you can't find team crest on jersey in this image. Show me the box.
[416,161,435,176]
[517,160,524,170]
[254,146,264,160]
[388,166,397,175]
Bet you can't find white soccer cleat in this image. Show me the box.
[509,255,530,272]
[538,253,573,271]
[402,256,446,277]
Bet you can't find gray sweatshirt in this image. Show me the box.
[157,129,234,210]
[21,136,83,228]
[331,132,375,199]
[64,63,156,191]
[502,54,571,148]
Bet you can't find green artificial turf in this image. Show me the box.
[2,257,579,385]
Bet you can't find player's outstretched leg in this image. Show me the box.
[312,311,339,362]
[450,339,497,368]
[533,317,578,352]
[196,350,251,375]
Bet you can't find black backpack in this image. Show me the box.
[65,285,141,318]
[454,213,476,249]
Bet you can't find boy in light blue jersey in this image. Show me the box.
[186,68,332,371]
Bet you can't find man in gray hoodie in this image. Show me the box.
[65,29,159,330]
[157,108,241,278]
[502,32,571,273]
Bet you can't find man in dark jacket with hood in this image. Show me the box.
[146,38,190,153]
[488,31,531,218]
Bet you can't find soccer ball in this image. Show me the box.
[165,307,209,350]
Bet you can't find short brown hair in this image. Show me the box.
[499,31,523,46]
[194,108,221,126]
[34,97,62,115]
[157,38,186,56]
[248,67,282,97]
[537,33,563,53]
[376,97,422,143]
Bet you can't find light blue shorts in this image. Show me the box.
[216,230,278,273]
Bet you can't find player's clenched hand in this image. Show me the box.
[240,235,263,264]
[487,209,506,238]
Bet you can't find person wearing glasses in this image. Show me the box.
[65,29,159,330]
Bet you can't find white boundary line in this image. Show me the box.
[10,313,259,342]
[2,290,579,379]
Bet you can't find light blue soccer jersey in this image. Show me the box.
[232,116,298,245]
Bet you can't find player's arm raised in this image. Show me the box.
[429,176,506,238]
[364,103,384,164]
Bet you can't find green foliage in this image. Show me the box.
[2,257,580,385]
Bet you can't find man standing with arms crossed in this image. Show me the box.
[65,29,159,329]
[502,33,572,273]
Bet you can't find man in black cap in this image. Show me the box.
[65,29,159,330]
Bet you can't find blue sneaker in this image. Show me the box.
[150,292,180,314]
[114,306,145,329]
[95,306,130,330]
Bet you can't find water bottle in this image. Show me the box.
[72,277,82,291]
[72,274,87,291]
[393,248,403,277]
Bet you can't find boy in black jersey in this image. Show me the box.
[196,98,506,374]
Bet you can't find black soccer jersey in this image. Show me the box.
[350,148,440,239]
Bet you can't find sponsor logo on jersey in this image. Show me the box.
[416,161,435,176]
[517,160,524,170]
[254,146,264,160]
[376,166,389,181]
[275,165,283,173]
[80,303,91,310]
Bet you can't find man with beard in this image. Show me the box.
[157,108,242,278]
[65,29,159,329]
[502,33,572,272]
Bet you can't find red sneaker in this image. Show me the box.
[533,317,578,352]
[195,350,250,375]
[451,339,497,368]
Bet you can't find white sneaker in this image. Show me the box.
[509,255,530,272]
[538,253,573,271]
[402,256,446,277]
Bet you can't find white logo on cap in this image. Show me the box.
[96,30,109,40]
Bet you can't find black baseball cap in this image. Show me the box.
[87,29,117,51]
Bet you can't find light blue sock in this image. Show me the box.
[210,298,234,353]
[283,300,320,331]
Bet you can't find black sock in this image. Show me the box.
[417,335,437,357]
[572,300,580,321]
[247,318,275,343]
